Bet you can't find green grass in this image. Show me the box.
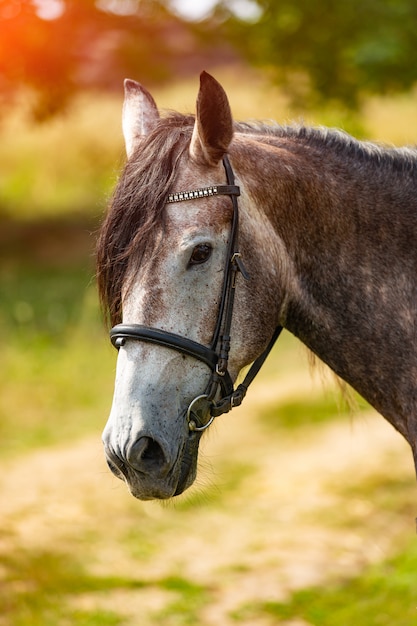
[0,547,129,626]
[0,92,123,220]
[261,389,369,431]
[0,263,92,339]
[151,577,210,625]
[0,544,177,626]
[262,392,348,430]
[0,262,115,457]
[0,539,215,626]
[3,527,417,626]
[231,538,417,626]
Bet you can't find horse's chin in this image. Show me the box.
[127,479,178,501]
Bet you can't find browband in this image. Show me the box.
[167,184,240,204]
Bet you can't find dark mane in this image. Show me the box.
[96,112,194,326]
[236,120,417,174]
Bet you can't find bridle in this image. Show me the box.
[110,156,283,432]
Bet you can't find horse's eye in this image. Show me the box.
[189,243,212,266]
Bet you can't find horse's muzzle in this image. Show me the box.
[103,430,201,500]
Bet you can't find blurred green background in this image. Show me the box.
[1,2,417,625]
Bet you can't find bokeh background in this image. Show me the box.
[1,1,417,624]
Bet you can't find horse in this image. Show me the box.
[97,71,417,500]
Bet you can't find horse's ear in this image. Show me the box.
[190,71,233,166]
[122,79,159,159]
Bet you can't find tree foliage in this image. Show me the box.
[3,0,417,118]
[0,0,206,119]
[219,0,417,108]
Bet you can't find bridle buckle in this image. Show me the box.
[215,363,226,377]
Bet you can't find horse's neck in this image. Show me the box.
[242,137,417,440]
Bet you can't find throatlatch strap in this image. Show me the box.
[210,325,283,417]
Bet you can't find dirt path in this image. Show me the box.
[1,388,416,625]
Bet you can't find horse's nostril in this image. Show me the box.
[126,437,168,475]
